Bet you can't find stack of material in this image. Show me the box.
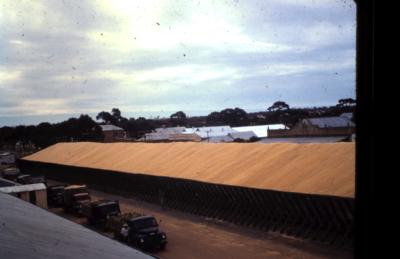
[23,142,355,198]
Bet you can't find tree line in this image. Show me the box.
[0,98,355,149]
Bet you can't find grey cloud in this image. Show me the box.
[0,0,356,125]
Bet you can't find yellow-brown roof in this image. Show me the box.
[23,142,355,198]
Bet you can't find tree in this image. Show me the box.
[96,111,116,124]
[267,101,290,126]
[219,107,248,126]
[337,98,356,108]
[111,108,121,119]
[170,111,187,126]
[267,101,290,112]
[96,108,128,126]
[206,111,221,125]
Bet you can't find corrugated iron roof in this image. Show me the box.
[305,117,355,128]
[259,136,348,144]
[184,126,233,138]
[143,132,170,141]
[99,124,124,131]
[229,131,257,140]
[169,133,202,141]
[203,135,234,143]
[232,124,286,138]
[0,192,152,259]
[340,112,353,120]
[155,127,186,134]
[0,183,46,193]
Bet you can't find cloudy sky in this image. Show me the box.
[0,0,356,126]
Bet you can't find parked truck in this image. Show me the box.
[82,199,121,226]
[63,185,91,215]
[126,215,167,250]
[106,213,167,251]
[47,185,65,207]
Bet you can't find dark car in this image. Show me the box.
[47,185,65,207]
[82,200,121,226]
[126,215,167,250]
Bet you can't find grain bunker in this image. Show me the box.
[19,142,355,247]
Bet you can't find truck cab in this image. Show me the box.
[47,185,65,207]
[63,185,91,215]
[127,215,167,250]
[82,200,121,226]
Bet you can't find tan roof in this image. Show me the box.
[23,142,355,198]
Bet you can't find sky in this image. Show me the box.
[0,0,356,126]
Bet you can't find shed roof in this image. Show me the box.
[183,126,233,138]
[169,133,202,141]
[258,136,349,144]
[0,192,152,259]
[232,124,286,138]
[340,112,353,120]
[0,183,46,193]
[143,132,170,141]
[304,117,355,128]
[23,142,355,197]
[99,125,124,132]
[229,131,257,140]
[155,127,186,134]
[204,135,234,143]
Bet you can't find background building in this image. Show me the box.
[100,125,127,142]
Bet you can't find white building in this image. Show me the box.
[183,126,233,138]
[148,124,287,142]
[232,124,287,138]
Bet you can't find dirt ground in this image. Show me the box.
[47,180,353,259]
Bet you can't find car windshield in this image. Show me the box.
[131,218,158,229]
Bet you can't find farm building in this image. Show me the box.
[145,124,288,143]
[228,131,258,141]
[19,142,355,247]
[99,124,127,142]
[232,124,286,138]
[268,116,355,138]
[183,126,233,138]
[141,127,199,142]
[20,142,355,197]
[340,112,354,120]
[258,136,350,144]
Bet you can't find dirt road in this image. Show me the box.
[48,181,353,259]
